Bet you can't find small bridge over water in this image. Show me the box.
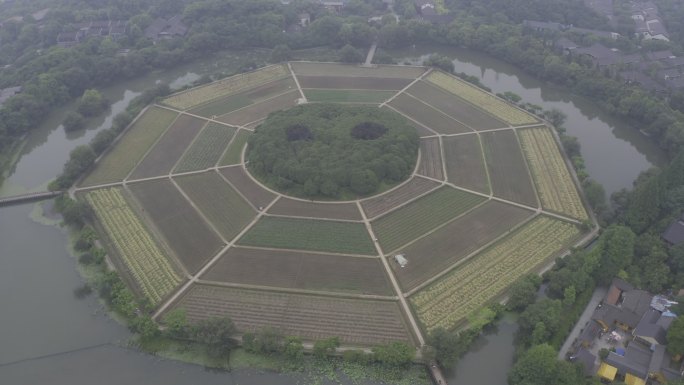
[0,191,63,207]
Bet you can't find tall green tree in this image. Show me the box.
[593,225,636,285]
[190,317,237,357]
[509,344,586,385]
[667,317,684,356]
[77,89,108,117]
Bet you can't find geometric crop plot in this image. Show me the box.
[76,62,592,346]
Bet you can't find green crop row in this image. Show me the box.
[175,123,236,173]
[237,216,376,255]
[372,187,486,253]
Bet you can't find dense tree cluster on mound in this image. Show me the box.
[247,104,418,199]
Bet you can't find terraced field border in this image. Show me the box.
[71,61,599,359]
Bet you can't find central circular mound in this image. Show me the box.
[246,103,419,200]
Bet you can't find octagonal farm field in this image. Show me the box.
[76,62,593,346]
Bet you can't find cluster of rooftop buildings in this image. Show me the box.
[142,16,188,43]
[631,1,669,42]
[55,15,190,48]
[523,20,621,39]
[413,0,455,24]
[569,279,682,385]
[566,43,684,91]
[582,0,669,41]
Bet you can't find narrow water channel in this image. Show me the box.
[446,315,519,385]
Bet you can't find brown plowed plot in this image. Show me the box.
[372,187,486,253]
[481,130,538,207]
[174,172,256,241]
[393,201,532,291]
[267,198,361,221]
[388,94,470,134]
[417,137,444,180]
[443,135,489,194]
[129,115,206,180]
[361,177,440,219]
[127,179,224,274]
[172,284,413,345]
[189,77,296,118]
[291,62,425,78]
[219,166,276,209]
[406,81,506,130]
[202,247,393,295]
[217,90,300,126]
[297,76,411,90]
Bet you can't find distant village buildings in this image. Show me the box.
[631,1,669,41]
[143,16,188,42]
[413,0,454,24]
[524,0,684,93]
[0,86,21,107]
[57,20,127,48]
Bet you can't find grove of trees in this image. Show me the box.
[247,104,419,199]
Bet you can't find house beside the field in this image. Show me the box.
[394,254,408,267]
[593,278,652,331]
[144,15,188,42]
[663,214,684,246]
[569,278,684,384]
[319,0,348,12]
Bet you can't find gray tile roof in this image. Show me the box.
[144,16,187,40]
[523,20,565,31]
[555,37,578,50]
[634,309,667,345]
[605,343,652,378]
[594,288,652,329]
[0,86,21,105]
[579,320,602,344]
[572,348,597,376]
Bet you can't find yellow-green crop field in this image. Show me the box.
[411,216,580,331]
[426,71,538,126]
[86,188,182,304]
[518,127,588,220]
